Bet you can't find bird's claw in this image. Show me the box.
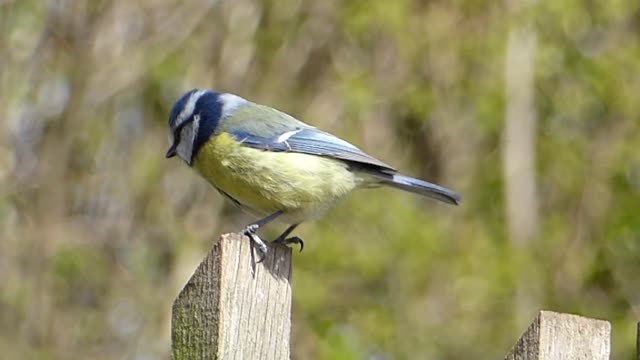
[245,224,260,234]
[272,236,304,253]
[244,226,268,263]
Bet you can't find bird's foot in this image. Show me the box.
[244,226,268,263]
[245,223,260,234]
[272,236,304,253]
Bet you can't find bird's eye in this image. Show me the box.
[170,117,193,144]
[169,128,181,144]
[174,117,193,134]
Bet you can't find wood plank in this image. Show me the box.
[171,233,293,360]
[505,311,610,360]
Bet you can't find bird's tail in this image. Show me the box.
[380,174,461,205]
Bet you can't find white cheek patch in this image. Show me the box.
[176,114,200,164]
[176,124,194,163]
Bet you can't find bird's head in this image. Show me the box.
[166,89,247,165]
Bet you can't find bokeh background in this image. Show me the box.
[1,0,639,358]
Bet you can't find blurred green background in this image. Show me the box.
[1,0,639,359]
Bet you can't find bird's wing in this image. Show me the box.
[219,104,395,171]
[228,127,396,172]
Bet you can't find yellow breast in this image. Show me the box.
[192,132,361,223]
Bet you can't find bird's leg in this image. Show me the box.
[271,224,304,252]
[243,211,283,263]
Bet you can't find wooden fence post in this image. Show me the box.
[171,233,293,360]
[504,311,611,360]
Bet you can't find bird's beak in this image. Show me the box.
[166,143,177,158]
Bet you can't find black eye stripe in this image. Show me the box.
[171,115,196,141]
[175,117,192,133]
[169,123,185,151]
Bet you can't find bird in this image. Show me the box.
[166,89,460,262]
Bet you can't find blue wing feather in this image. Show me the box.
[228,128,395,172]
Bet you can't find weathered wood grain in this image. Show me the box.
[636,321,639,360]
[171,233,292,360]
[505,310,610,360]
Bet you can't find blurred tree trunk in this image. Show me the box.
[502,3,540,324]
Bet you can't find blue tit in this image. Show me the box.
[166,89,460,261]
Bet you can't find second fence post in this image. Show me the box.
[504,310,610,360]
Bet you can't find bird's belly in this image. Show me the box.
[192,133,360,223]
